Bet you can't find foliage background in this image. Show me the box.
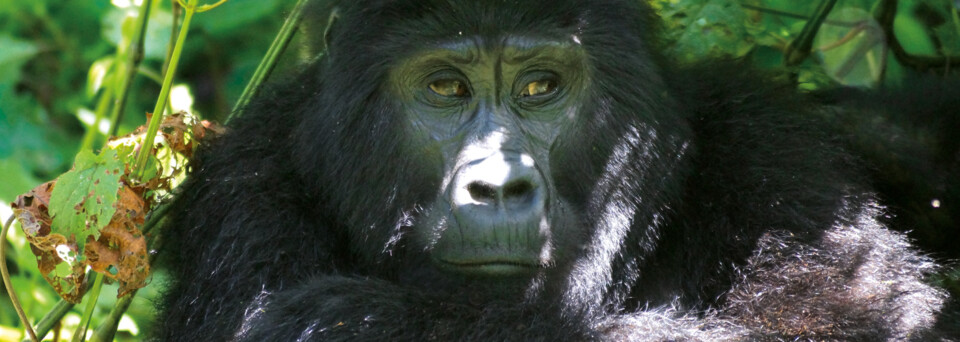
[0,0,287,339]
[0,0,957,340]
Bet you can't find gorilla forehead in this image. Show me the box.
[318,0,666,119]
[409,35,586,65]
[324,0,657,57]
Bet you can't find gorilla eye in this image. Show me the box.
[520,80,558,97]
[429,79,469,97]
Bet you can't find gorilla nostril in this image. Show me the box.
[503,181,534,200]
[467,182,498,202]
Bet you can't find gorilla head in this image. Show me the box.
[291,1,689,288]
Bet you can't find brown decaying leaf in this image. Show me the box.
[12,181,86,302]
[84,185,148,297]
[12,181,54,237]
[8,111,221,302]
[139,111,222,159]
[198,119,226,142]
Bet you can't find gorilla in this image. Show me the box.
[156,0,957,340]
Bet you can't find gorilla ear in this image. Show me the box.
[321,7,340,53]
[301,4,340,60]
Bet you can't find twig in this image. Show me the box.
[229,0,312,122]
[30,295,78,342]
[832,30,882,79]
[89,290,135,342]
[134,0,198,179]
[107,0,154,138]
[875,0,960,71]
[783,0,839,66]
[816,22,868,52]
[739,3,859,27]
[1,216,39,342]
[71,273,104,342]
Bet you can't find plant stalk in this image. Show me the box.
[134,0,198,179]
[1,216,39,342]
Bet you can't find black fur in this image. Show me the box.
[817,80,960,260]
[155,1,956,340]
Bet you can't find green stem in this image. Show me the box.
[70,273,104,342]
[875,0,960,70]
[103,63,130,142]
[1,216,39,342]
[739,3,859,27]
[164,0,181,78]
[106,0,154,139]
[783,0,839,66]
[80,85,114,152]
[137,66,164,85]
[951,3,960,42]
[134,0,198,179]
[142,201,172,235]
[89,292,136,342]
[28,298,73,342]
[26,270,95,342]
[228,0,310,122]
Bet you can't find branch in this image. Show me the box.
[1,216,38,342]
[783,0,839,67]
[739,3,860,27]
[229,0,312,122]
[875,0,960,71]
[107,0,154,138]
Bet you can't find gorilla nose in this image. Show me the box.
[466,179,537,207]
[453,154,544,214]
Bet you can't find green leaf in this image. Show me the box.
[894,13,937,55]
[49,149,124,247]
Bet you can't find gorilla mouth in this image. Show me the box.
[437,257,540,276]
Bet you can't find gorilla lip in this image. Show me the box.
[436,257,539,275]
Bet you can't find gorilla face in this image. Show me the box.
[388,36,590,276]
[292,2,683,285]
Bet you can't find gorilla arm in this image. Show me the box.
[235,276,744,341]
[234,220,945,342]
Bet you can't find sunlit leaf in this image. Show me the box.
[49,149,124,241]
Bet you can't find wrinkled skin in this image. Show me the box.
[388,37,591,277]
[156,1,957,341]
